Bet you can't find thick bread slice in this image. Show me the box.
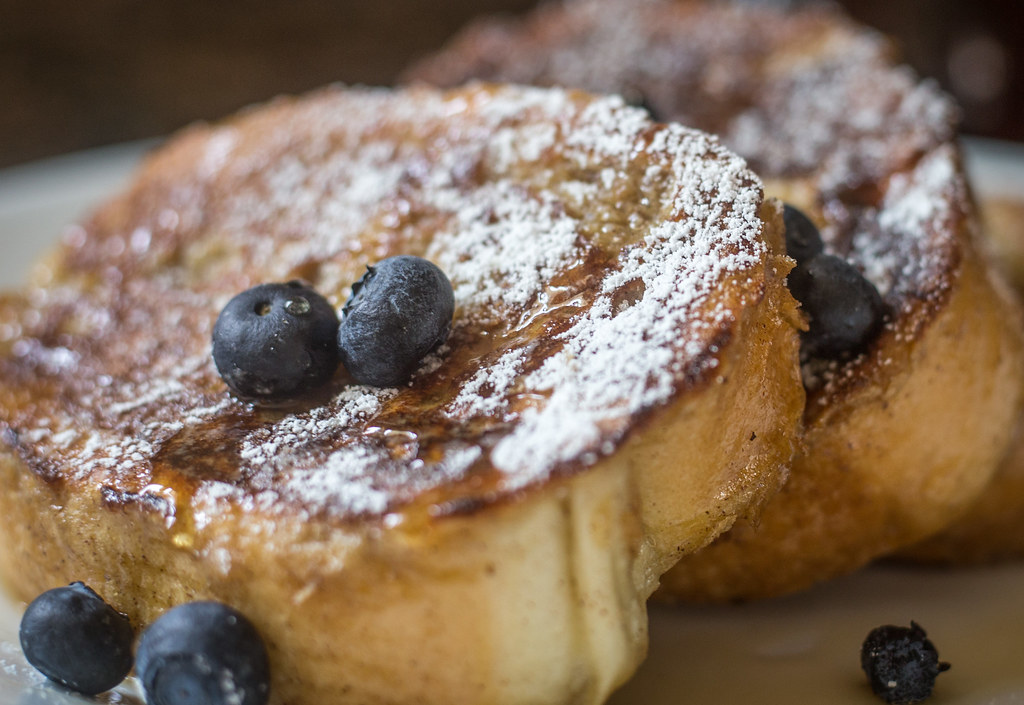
[904,196,1024,563]
[405,0,1024,600]
[667,160,1024,596]
[0,83,802,703]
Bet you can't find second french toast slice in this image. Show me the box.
[405,0,1024,601]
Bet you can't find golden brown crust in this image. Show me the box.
[982,197,1024,293]
[0,83,803,702]
[901,196,1024,563]
[1,84,776,520]
[406,0,1024,599]
[661,222,1024,598]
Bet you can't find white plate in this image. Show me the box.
[1,139,1023,705]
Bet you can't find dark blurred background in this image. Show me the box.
[1,0,1021,169]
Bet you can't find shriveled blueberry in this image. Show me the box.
[788,253,885,358]
[339,255,455,387]
[19,582,134,695]
[212,281,339,401]
[136,602,270,705]
[861,622,949,703]
[782,204,824,264]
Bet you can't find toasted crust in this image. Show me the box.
[663,205,1024,597]
[406,0,1024,600]
[0,84,802,702]
[902,195,1024,563]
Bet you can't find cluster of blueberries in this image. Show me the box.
[25,215,893,702]
[18,581,948,705]
[783,207,947,704]
[17,228,923,705]
[212,211,882,404]
[213,255,456,401]
[782,204,886,360]
[16,258,457,703]
[19,583,270,705]
[633,87,885,361]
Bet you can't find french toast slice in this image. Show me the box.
[0,84,802,703]
[903,195,1024,563]
[405,0,1024,600]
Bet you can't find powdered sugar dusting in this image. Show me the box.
[448,347,528,419]
[2,84,767,521]
[408,0,969,395]
[429,181,583,310]
[199,129,239,179]
[850,145,961,303]
[239,387,394,469]
[407,0,958,191]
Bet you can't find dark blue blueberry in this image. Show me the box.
[136,602,270,705]
[19,582,134,695]
[339,255,455,387]
[861,622,950,704]
[788,253,886,359]
[623,87,661,122]
[782,204,824,265]
[212,281,339,401]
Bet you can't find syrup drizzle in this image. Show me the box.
[0,84,768,522]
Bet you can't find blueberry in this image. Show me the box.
[136,602,271,705]
[339,255,455,387]
[788,253,886,359]
[212,281,339,401]
[19,582,134,695]
[861,622,950,704]
[782,204,824,265]
[622,87,661,122]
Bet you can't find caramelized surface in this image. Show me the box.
[0,83,771,526]
[0,83,804,705]
[903,196,1024,563]
[406,0,966,397]
[406,0,1024,599]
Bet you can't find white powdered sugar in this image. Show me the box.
[5,84,766,521]
[239,387,395,470]
[410,0,958,187]
[447,347,528,419]
[429,181,584,310]
[877,148,957,238]
[284,446,393,517]
[198,129,239,180]
[410,0,970,408]
[847,145,961,303]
